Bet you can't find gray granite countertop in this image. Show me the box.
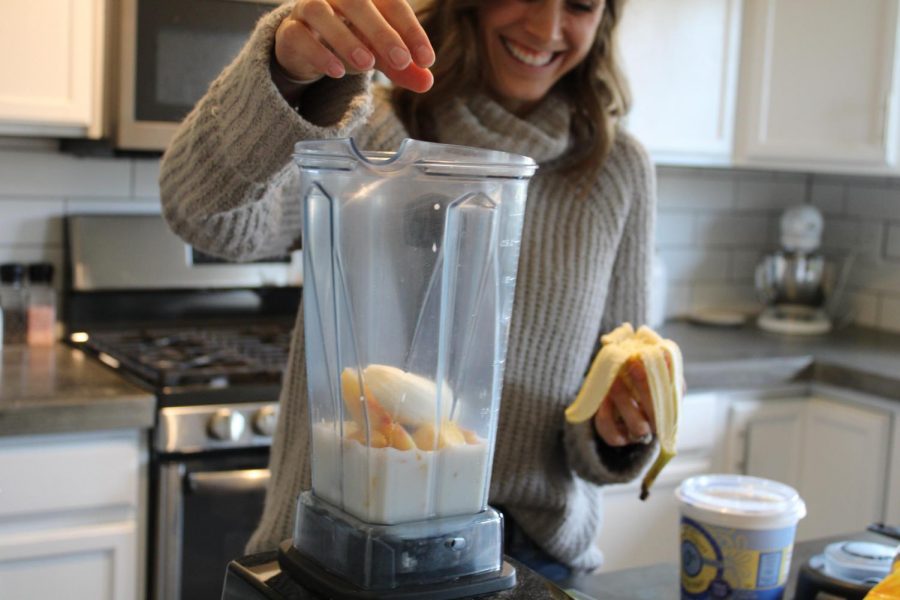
[1,322,897,437]
[659,321,900,402]
[0,344,155,436]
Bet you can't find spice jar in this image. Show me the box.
[26,263,56,346]
[0,263,27,345]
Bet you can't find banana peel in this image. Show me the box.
[565,323,684,501]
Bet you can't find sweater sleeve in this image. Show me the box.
[561,131,659,485]
[159,2,374,262]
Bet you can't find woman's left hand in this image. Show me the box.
[592,358,655,447]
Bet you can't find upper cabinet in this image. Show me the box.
[0,0,107,138]
[622,0,900,175]
[619,0,743,166]
[735,0,900,174]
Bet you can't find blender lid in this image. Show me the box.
[293,138,538,179]
[823,541,896,583]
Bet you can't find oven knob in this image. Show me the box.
[252,405,279,437]
[207,409,246,442]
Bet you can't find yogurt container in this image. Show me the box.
[675,474,807,599]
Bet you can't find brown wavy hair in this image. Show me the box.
[392,0,631,173]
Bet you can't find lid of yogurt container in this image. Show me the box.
[676,474,807,530]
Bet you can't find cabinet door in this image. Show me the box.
[619,0,742,165]
[736,0,900,171]
[725,397,806,485]
[796,397,890,541]
[0,0,106,137]
[0,522,137,600]
[598,454,713,572]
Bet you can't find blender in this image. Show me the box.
[755,205,837,335]
[235,138,538,599]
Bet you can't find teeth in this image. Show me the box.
[502,38,555,67]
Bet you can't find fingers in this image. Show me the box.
[275,17,346,81]
[276,0,434,92]
[357,0,434,68]
[609,378,652,440]
[592,362,656,447]
[593,390,629,447]
[624,357,655,427]
[294,1,375,71]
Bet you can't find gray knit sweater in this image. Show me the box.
[159,5,657,572]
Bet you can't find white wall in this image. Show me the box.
[1,139,898,333]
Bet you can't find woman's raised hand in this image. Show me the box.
[274,0,435,92]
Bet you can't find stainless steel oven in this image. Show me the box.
[115,0,280,151]
[156,405,272,600]
[64,214,301,600]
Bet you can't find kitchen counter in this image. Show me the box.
[1,321,898,437]
[564,529,895,600]
[660,321,900,401]
[0,344,155,436]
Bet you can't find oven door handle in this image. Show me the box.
[186,468,270,494]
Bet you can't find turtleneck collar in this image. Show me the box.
[431,91,573,166]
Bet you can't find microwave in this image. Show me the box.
[113,0,280,152]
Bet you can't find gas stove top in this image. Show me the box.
[76,323,292,390]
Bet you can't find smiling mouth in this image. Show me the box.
[501,37,561,68]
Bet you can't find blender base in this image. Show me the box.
[278,540,517,600]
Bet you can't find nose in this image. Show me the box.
[524,0,563,44]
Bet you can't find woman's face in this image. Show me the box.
[478,0,605,115]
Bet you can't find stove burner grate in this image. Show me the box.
[82,324,292,388]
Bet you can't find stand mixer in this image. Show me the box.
[755,205,836,336]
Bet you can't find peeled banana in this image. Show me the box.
[361,364,453,426]
[565,323,684,501]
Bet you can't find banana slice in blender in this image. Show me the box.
[362,364,453,427]
[565,323,684,500]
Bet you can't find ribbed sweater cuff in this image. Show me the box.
[209,4,373,184]
[563,419,656,484]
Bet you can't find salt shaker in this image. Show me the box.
[26,263,56,346]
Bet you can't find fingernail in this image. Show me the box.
[326,61,345,78]
[389,46,411,69]
[351,47,374,69]
[414,44,434,67]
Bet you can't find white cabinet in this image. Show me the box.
[798,396,890,540]
[619,0,743,165]
[597,393,724,572]
[725,392,891,543]
[621,0,900,174]
[0,0,108,138]
[0,430,146,600]
[735,0,900,173]
[723,396,806,486]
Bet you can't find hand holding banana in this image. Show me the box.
[566,324,685,501]
[274,0,435,92]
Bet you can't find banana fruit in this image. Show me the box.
[565,323,684,501]
[361,364,453,426]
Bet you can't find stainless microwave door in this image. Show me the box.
[117,0,280,151]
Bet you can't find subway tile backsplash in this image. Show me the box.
[0,141,898,333]
[656,166,900,333]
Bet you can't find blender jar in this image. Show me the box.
[287,138,536,596]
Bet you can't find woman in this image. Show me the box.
[160,0,658,579]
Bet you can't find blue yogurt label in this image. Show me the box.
[680,516,796,599]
